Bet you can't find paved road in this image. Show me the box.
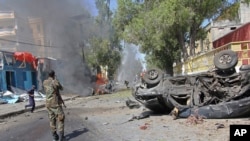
[1,90,249,141]
[0,95,78,119]
[0,92,131,141]
[0,108,97,141]
[0,97,113,141]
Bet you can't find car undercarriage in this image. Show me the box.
[132,50,250,119]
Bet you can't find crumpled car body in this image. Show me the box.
[132,50,250,119]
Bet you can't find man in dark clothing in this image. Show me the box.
[43,70,65,141]
[124,80,129,89]
[25,85,36,113]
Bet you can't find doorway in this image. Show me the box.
[5,71,16,92]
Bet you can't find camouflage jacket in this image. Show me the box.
[43,77,63,107]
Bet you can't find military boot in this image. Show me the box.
[52,131,59,141]
[59,131,65,141]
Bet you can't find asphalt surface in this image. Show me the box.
[0,94,79,119]
[1,91,250,141]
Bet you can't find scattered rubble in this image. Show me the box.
[186,114,205,125]
[0,86,45,105]
[139,123,150,130]
[215,123,225,129]
[121,112,150,124]
[125,98,141,109]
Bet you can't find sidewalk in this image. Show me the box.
[0,95,79,119]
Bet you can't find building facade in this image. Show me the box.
[174,2,250,75]
[0,11,35,54]
[28,17,46,57]
[191,2,250,55]
[0,11,17,52]
[0,50,37,92]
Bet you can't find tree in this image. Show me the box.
[113,0,250,75]
[113,0,183,74]
[85,0,122,80]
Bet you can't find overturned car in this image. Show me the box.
[132,50,250,119]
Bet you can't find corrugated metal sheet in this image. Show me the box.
[213,22,250,48]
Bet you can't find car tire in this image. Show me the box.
[214,50,238,70]
[142,68,163,85]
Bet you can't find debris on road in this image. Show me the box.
[125,98,141,109]
[140,123,150,130]
[186,114,204,125]
[0,87,45,105]
[103,122,109,125]
[215,123,225,129]
[121,112,150,124]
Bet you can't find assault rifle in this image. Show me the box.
[58,93,67,108]
[54,77,66,108]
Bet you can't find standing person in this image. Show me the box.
[43,70,65,141]
[25,85,36,113]
[124,80,129,89]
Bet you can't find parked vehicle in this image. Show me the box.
[132,50,250,119]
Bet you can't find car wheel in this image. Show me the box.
[142,68,163,85]
[214,50,238,70]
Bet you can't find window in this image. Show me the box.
[31,28,34,34]
[4,53,14,65]
[230,27,236,30]
[7,25,14,29]
[37,24,41,32]
[37,40,41,45]
[19,26,24,32]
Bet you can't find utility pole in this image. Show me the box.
[79,41,85,64]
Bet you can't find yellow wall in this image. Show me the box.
[174,41,250,76]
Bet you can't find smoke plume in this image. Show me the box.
[0,0,96,95]
[117,43,144,85]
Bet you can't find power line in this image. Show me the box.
[0,38,59,48]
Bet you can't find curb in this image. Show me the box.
[0,96,79,119]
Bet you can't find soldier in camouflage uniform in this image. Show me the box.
[43,70,65,141]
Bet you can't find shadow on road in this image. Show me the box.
[65,128,88,140]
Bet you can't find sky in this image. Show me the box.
[82,0,117,16]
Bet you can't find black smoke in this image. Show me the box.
[0,0,97,95]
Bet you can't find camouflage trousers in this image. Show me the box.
[46,106,65,133]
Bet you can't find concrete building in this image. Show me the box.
[28,17,46,57]
[0,11,35,54]
[174,1,250,75]
[194,1,250,55]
